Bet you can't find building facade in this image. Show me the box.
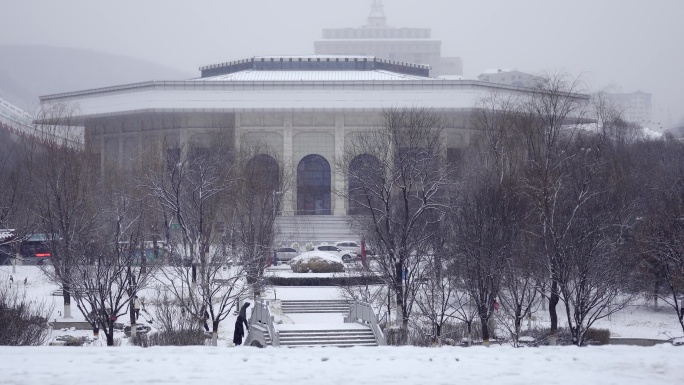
[39,55,572,220]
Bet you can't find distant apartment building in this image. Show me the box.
[604,90,652,126]
[314,0,462,77]
[477,69,542,88]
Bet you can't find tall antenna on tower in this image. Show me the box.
[366,0,387,27]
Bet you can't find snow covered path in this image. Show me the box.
[1,345,682,385]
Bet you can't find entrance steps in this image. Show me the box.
[280,300,351,314]
[274,215,360,247]
[277,324,378,347]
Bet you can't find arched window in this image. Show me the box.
[348,154,381,215]
[297,154,331,215]
[246,154,279,193]
[245,154,280,215]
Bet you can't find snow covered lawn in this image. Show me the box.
[1,345,682,385]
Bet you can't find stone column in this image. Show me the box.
[179,128,190,161]
[282,112,294,215]
[333,113,346,216]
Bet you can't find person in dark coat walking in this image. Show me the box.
[203,309,210,332]
[232,302,251,346]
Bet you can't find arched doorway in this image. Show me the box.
[297,154,331,215]
[246,154,279,192]
[246,154,280,214]
[348,154,381,215]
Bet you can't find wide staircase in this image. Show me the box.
[246,299,385,348]
[278,325,378,347]
[280,300,350,314]
[274,215,360,246]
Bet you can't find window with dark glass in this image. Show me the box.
[297,154,331,215]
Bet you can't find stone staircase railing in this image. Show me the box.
[245,300,279,347]
[344,301,386,346]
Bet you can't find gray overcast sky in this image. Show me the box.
[1,0,683,126]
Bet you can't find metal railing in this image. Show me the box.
[247,300,279,347]
[344,301,386,345]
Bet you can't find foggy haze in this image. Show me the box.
[1,0,682,127]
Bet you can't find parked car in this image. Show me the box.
[274,247,300,262]
[335,241,377,258]
[334,241,361,255]
[314,245,356,262]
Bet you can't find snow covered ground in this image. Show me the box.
[1,265,683,384]
[1,345,682,385]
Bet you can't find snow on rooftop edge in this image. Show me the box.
[199,69,432,81]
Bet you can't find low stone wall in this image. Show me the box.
[51,321,92,330]
[609,338,669,347]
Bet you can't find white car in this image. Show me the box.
[335,241,377,258]
[334,241,362,255]
[314,245,357,262]
[274,247,300,262]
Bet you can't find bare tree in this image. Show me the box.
[144,133,249,346]
[30,103,91,320]
[414,252,461,346]
[494,223,544,347]
[558,185,637,345]
[636,138,684,333]
[449,161,521,345]
[65,185,159,346]
[0,122,39,270]
[447,91,529,345]
[446,280,480,346]
[229,140,290,300]
[514,74,599,345]
[339,107,452,343]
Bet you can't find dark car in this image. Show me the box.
[20,234,52,265]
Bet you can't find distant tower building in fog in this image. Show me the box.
[604,90,653,126]
[314,0,462,77]
[477,69,542,88]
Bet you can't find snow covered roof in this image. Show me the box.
[199,69,430,81]
[199,55,430,79]
[480,68,513,75]
[253,55,375,60]
[0,229,15,242]
[36,81,499,119]
[38,79,588,123]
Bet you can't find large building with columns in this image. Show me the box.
[39,55,546,221]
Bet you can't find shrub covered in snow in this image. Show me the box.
[0,284,52,346]
[134,330,207,347]
[584,328,610,345]
[290,251,344,273]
